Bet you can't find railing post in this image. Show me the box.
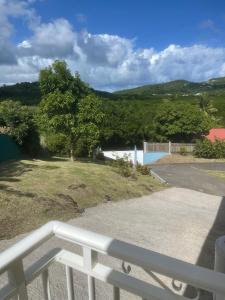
[134,145,137,167]
[42,269,51,300]
[214,236,225,300]
[66,266,75,300]
[83,247,98,300]
[113,286,120,300]
[143,141,147,153]
[8,260,28,300]
[169,141,171,154]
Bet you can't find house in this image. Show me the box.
[206,128,225,142]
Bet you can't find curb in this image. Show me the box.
[150,170,168,184]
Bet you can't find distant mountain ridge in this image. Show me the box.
[115,77,225,96]
[1,76,225,105]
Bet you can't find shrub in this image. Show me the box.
[136,163,151,175]
[45,133,70,155]
[74,138,89,157]
[179,146,187,156]
[194,139,225,158]
[109,155,133,178]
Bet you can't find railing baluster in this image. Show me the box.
[8,260,28,300]
[42,269,51,300]
[66,266,75,300]
[87,275,96,300]
[113,286,120,300]
[83,247,98,300]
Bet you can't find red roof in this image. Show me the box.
[206,128,225,142]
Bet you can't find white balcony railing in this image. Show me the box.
[0,221,225,299]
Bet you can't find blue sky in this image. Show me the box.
[14,0,225,49]
[1,0,225,90]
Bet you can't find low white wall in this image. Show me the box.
[103,150,143,165]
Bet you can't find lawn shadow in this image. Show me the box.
[184,196,225,299]
[41,156,69,162]
[0,160,37,182]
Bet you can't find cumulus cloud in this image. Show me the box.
[18,19,76,58]
[0,0,40,65]
[1,1,225,90]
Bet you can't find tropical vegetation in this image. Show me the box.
[0,60,224,158]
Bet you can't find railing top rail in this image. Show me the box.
[0,221,225,295]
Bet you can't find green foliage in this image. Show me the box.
[115,77,225,96]
[2,72,225,152]
[0,100,40,156]
[38,61,104,159]
[0,100,32,144]
[136,164,151,175]
[198,95,221,126]
[38,91,76,134]
[39,60,89,97]
[45,133,70,155]
[109,155,133,178]
[194,139,225,158]
[179,146,187,156]
[153,102,211,142]
[76,94,105,156]
[0,82,41,105]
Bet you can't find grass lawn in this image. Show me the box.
[0,158,163,239]
[207,170,225,180]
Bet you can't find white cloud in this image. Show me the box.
[0,0,40,65]
[1,2,225,90]
[18,19,76,58]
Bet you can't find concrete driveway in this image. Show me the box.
[152,163,225,196]
[0,187,224,299]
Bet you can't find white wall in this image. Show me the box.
[103,150,143,165]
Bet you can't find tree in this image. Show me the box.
[0,100,33,144]
[153,102,211,142]
[38,61,104,160]
[76,94,105,156]
[198,95,220,125]
[0,100,40,156]
[39,60,89,97]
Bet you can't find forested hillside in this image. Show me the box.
[0,75,225,150]
[115,77,225,95]
[0,82,41,105]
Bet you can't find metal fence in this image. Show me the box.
[0,221,225,300]
[144,142,195,153]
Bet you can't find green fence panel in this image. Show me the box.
[0,134,21,162]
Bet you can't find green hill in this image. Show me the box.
[0,82,41,105]
[0,82,118,105]
[115,78,225,96]
[1,77,225,106]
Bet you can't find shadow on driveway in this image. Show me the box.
[184,196,225,299]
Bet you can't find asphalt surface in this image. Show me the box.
[151,163,225,196]
[0,187,224,299]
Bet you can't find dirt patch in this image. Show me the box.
[67,183,87,190]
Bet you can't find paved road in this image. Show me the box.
[152,163,225,196]
[0,187,224,299]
